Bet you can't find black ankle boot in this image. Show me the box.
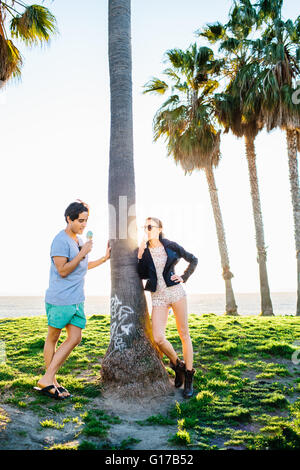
[170,358,186,388]
[183,368,195,398]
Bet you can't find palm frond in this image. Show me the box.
[295,15,300,38]
[153,105,187,142]
[219,37,241,55]
[195,46,214,67]
[196,22,227,44]
[201,79,219,96]
[228,0,257,39]
[285,19,298,42]
[0,35,22,83]
[143,77,168,95]
[155,94,181,113]
[168,126,221,174]
[256,0,283,22]
[214,92,243,137]
[162,67,181,83]
[10,4,58,46]
[164,48,186,70]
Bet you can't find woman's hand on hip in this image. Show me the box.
[171,274,183,283]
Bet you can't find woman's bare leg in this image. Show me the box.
[171,296,193,370]
[151,305,178,364]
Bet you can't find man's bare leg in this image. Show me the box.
[43,326,71,397]
[38,324,82,395]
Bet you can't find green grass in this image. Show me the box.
[136,414,176,426]
[0,313,300,449]
[168,418,191,445]
[81,409,122,437]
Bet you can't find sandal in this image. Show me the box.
[57,386,72,398]
[33,384,65,400]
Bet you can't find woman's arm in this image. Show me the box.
[171,241,198,283]
[137,246,151,279]
[137,238,149,279]
[137,255,149,279]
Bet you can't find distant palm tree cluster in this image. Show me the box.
[143,0,300,316]
[0,0,57,88]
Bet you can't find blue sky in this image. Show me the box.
[0,0,299,296]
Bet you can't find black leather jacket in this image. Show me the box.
[137,238,198,292]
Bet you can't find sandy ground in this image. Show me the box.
[0,379,191,450]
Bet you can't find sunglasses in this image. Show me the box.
[143,224,159,231]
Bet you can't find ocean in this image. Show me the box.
[0,292,297,318]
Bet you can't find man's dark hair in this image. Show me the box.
[64,202,89,223]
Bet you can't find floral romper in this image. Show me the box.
[149,244,186,307]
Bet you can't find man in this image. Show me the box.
[35,200,111,399]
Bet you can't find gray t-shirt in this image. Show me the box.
[45,229,88,305]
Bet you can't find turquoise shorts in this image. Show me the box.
[45,302,86,329]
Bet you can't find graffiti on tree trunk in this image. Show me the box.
[107,294,135,355]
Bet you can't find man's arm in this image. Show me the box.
[53,253,85,278]
[88,256,109,270]
[53,241,92,277]
[88,242,111,269]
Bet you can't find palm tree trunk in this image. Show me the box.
[286,129,300,316]
[101,0,172,398]
[244,135,274,316]
[204,165,238,315]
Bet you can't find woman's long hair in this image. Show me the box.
[146,217,164,240]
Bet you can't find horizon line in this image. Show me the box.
[0,291,297,297]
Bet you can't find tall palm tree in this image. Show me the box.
[100,0,173,397]
[143,44,238,315]
[251,0,300,315]
[199,1,274,316]
[0,1,57,87]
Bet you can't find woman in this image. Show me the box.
[137,217,198,398]
[36,200,111,400]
